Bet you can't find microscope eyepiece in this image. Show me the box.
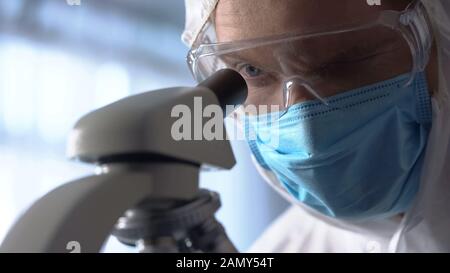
[198,69,248,112]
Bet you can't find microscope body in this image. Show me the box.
[0,70,247,253]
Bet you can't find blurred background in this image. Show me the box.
[0,0,287,252]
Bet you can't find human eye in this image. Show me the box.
[236,63,265,79]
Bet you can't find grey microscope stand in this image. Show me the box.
[0,69,247,253]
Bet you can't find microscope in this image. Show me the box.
[0,69,248,253]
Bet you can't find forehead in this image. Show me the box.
[214,0,409,42]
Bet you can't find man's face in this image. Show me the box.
[213,0,415,105]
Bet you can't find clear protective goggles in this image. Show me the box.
[187,0,433,114]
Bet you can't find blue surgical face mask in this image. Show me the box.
[244,73,432,220]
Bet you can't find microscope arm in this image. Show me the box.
[0,162,199,253]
